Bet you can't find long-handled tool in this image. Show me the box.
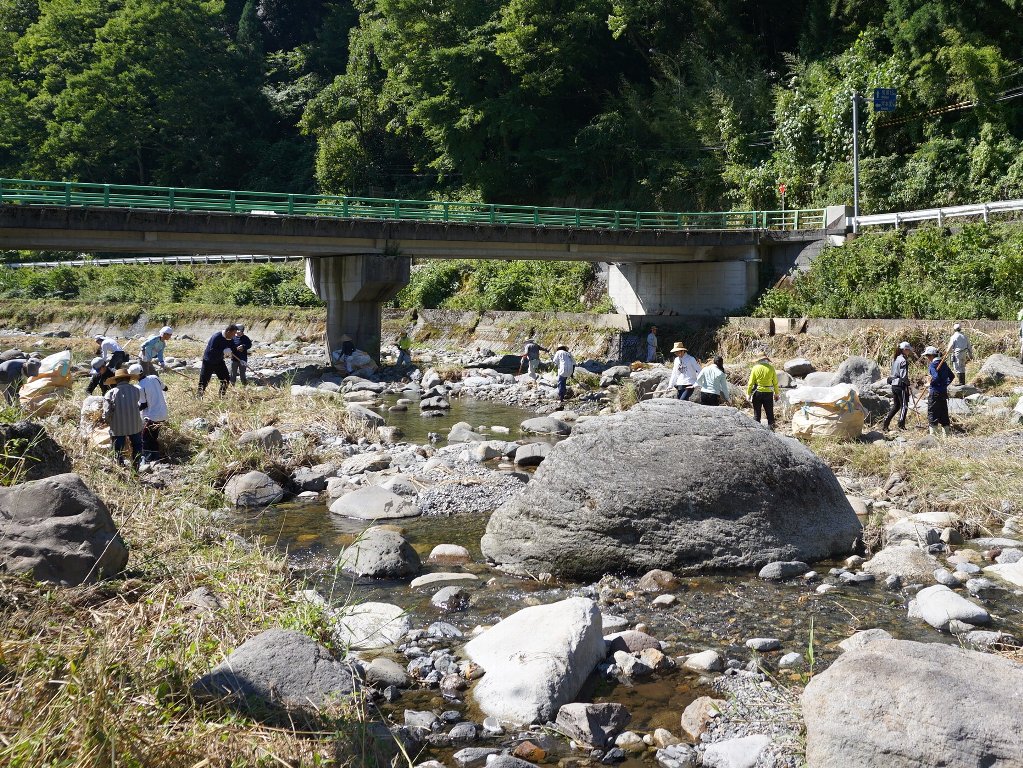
[229,353,268,384]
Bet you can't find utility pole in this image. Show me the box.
[851,92,861,233]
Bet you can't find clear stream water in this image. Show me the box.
[225,395,1023,763]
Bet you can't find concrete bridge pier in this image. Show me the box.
[304,253,411,364]
[607,254,760,316]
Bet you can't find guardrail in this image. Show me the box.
[854,199,1023,230]
[5,254,302,268]
[0,178,826,232]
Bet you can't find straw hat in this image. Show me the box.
[669,342,687,355]
[107,366,134,384]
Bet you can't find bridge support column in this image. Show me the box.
[608,256,760,316]
[305,253,411,364]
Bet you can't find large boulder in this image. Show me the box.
[830,356,881,392]
[0,422,71,481]
[463,597,606,725]
[331,602,410,649]
[224,471,285,507]
[520,417,571,436]
[329,485,419,520]
[481,400,861,579]
[784,358,816,378]
[802,639,1023,767]
[337,526,421,577]
[191,629,358,715]
[0,473,128,585]
[975,354,1023,386]
[862,545,939,583]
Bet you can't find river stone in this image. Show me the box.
[758,561,809,580]
[431,586,470,612]
[191,629,358,714]
[703,735,772,768]
[224,471,285,507]
[449,422,485,443]
[837,628,892,653]
[680,696,725,740]
[862,545,939,582]
[237,426,283,450]
[512,442,550,467]
[471,440,508,461]
[600,366,632,387]
[428,544,472,565]
[329,485,419,520]
[909,584,990,630]
[0,473,128,585]
[346,404,386,426]
[482,400,861,579]
[745,637,780,652]
[340,451,392,475]
[0,421,72,480]
[331,602,411,649]
[463,597,605,725]
[366,656,410,689]
[292,462,337,492]
[420,396,450,411]
[830,356,881,391]
[885,511,958,547]
[784,358,816,378]
[555,702,631,749]
[605,630,661,655]
[976,353,1023,385]
[803,638,1023,767]
[337,526,421,578]
[803,371,834,387]
[682,650,723,672]
[520,416,572,436]
[410,572,479,589]
[637,568,677,592]
[984,560,1023,587]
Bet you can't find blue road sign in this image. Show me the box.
[873,88,897,112]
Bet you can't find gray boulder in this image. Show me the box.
[337,526,421,577]
[976,354,1023,386]
[329,485,419,520]
[908,584,990,630]
[0,473,128,585]
[224,471,285,507]
[513,442,550,467]
[237,426,283,450]
[481,400,861,579]
[463,597,605,725]
[346,404,385,426]
[802,639,1023,767]
[600,366,633,387]
[448,422,485,443]
[191,629,358,715]
[292,463,337,492]
[862,545,939,583]
[830,356,881,391]
[803,371,835,387]
[784,358,816,378]
[555,702,631,749]
[340,451,392,476]
[331,602,411,649]
[520,416,571,436]
[0,422,71,480]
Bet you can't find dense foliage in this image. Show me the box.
[2,0,1023,214]
[755,223,1023,320]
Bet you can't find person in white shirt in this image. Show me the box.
[133,363,169,464]
[696,356,729,405]
[667,341,701,400]
[646,326,658,362]
[552,345,576,403]
[945,322,974,386]
[94,334,126,369]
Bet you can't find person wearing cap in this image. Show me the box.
[668,342,702,400]
[0,356,41,404]
[198,324,238,398]
[135,363,169,463]
[882,341,915,431]
[746,353,779,429]
[695,355,729,405]
[518,338,549,379]
[396,331,413,368]
[139,326,173,376]
[231,324,252,385]
[552,344,576,403]
[103,366,144,468]
[645,326,658,363]
[86,357,112,395]
[945,322,974,387]
[94,334,127,370]
[923,345,955,436]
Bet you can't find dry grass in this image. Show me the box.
[0,370,385,767]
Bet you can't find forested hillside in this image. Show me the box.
[3,0,1023,214]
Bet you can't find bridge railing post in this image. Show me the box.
[794,209,800,229]
[288,194,294,215]
[103,184,110,206]
[64,183,71,207]
[613,210,620,229]
[169,188,176,210]
[230,190,236,212]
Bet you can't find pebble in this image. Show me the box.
[482,716,504,735]
[682,650,723,672]
[778,652,803,669]
[655,744,698,768]
[452,748,499,768]
[955,562,982,576]
[652,594,677,607]
[744,638,781,653]
[933,568,960,587]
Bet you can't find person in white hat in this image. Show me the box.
[922,345,954,436]
[94,334,126,370]
[944,322,973,387]
[86,356,111,395]
[882,341,915,431]
[745,352,779,429]
[668,342,701,400]
[134,362,169,464]
[139,326,173,376]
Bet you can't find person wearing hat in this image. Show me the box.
[945,322,974,387]
[103,366,144,468]
[552,344,576,403]
[395,330,413,368]
[198,324,238,398]
[645,326,659,363]
[518,338,550,379]
[922,345,955,436]
[230,324,252,385]
[135,363,169,464]
[745,353,779,429]
[94,334,127,370]
[139,326,174,377]
[0,356,41,404]
[695,355,729,405]
[668,342,702,400]
[882,341,915,431]
[86,357,112,395]
[331,334,358,372]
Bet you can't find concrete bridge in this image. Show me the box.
[0,179,846,358]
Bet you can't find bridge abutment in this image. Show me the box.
[304,253,411,364]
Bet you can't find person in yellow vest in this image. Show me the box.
[746,353,779,429]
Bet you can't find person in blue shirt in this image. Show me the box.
[139,326,173,376]
[198,324,238,398]
[922,345,954,437]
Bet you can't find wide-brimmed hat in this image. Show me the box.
[757,352,772,362]
[107,366,134,384]
[670,342,687,354]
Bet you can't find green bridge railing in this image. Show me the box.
[0,178,826,231]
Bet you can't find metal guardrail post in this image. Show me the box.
[489,204,495,224]
[443,202,449,222]
[613,210,620,229]
[230,191,236,212]
[342,198,349,217]
[64,183,71,206]
[169,188,176,210]
[794,210,800,229]
[103,184,110,206]
[288,195,294,215]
